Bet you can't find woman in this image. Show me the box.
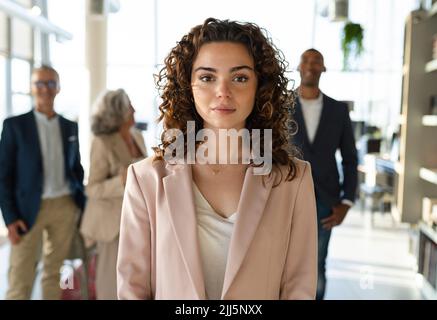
[80,89,147,300]
[117,18,317,300]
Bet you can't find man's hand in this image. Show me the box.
[7,220,28,245]
[321,203,350,230]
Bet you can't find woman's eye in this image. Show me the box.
[233,75,249,82]
[199,75,214,82]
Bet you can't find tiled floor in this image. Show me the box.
[0,207,429,300]
[324,208,423,299]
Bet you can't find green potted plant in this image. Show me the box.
[341,22,364,70]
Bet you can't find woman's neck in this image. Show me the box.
[200,127,247,165]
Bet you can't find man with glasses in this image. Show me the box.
[292,49,358,300]
[0,65,86,299]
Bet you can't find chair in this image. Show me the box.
[359,183,393,215]
[359,154,394,226]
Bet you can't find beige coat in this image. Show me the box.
[80,129,147,244]
[117,157,318,300]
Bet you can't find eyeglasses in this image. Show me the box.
[33,80,58,89]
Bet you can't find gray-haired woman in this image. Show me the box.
[80,89,147,299]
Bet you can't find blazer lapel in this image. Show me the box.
[27,111,43,169]
[112,131,147,165]
[131,129,148,157]
[311,94,330,148]
[112,133,134,166]
[162,164,206,299]
[58,116,70,172]
[221,167,275,298]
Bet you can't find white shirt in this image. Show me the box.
[34,110,71,199]
[299,93,323,144]
[193,182,237,300]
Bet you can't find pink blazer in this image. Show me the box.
[117,157,317,300]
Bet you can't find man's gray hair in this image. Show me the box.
[91,89,131,135]
[32,65,60,80]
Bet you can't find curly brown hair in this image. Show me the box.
[154,17,300,182]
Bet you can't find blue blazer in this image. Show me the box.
[0,110,86,229]
[292,94,358,208]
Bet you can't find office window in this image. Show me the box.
[11,58,31,116]
[11,18,33,60]
[48,0,86,121]
[11,58,30,94]
[14,0,33,8]
[11,94,32,116]
[10,0,33,59]
[0,12,8,54]
[0,55,6,131]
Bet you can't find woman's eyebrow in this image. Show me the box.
[193,67,216,73]
[193,65,254,73]
[230,65,254,72]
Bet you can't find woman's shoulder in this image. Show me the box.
[130,156,168,178]
[293,158,311,177]
[91,132,118,145]
[274,158,312,185]
[132,155,162,169]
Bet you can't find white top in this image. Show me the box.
[34,110,71,199]
[193,182,237,300]
[299,93,323,144]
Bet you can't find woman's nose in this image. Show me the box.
[215,80,231,98]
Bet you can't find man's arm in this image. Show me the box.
[339,103,358,203]
[320,104,358,230]
[72,123,85,184]
[0,119,20,225]
[71,122,86,213]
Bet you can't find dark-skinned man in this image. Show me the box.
[293,49,358,300]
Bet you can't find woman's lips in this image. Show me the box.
[212,105,236,114]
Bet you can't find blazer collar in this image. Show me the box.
[56,116,72,173]
[162,163,206,299]
[110,130,147,166]
[221,167,275,298]
[131,129,148,157]
[27,111,43,166]
[162,163,275,299]
[112,133,136,166]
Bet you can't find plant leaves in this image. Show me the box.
[341,22,364,70]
